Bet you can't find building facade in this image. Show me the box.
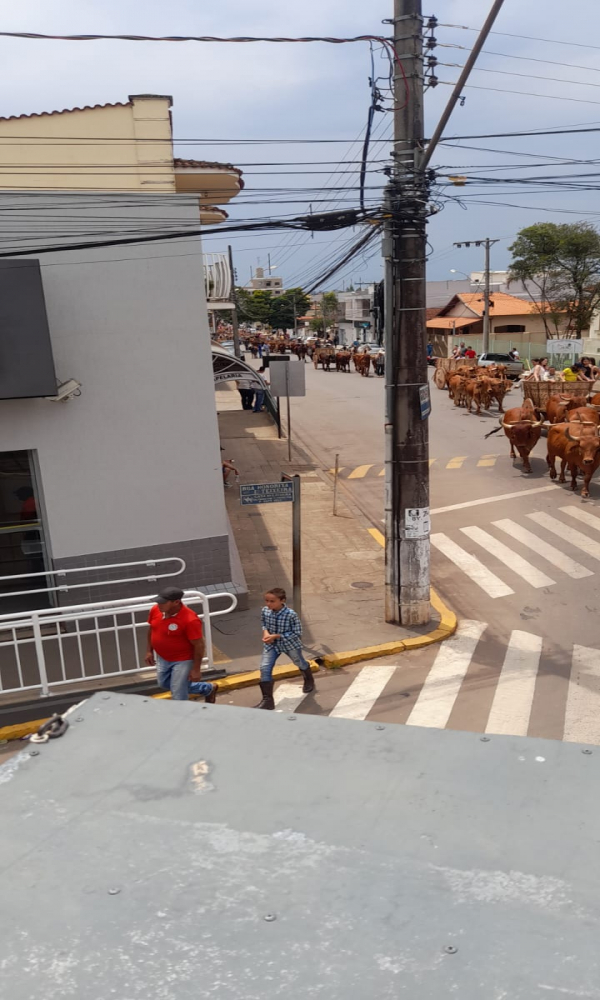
[247,267,284,296]
[426,292,551,357]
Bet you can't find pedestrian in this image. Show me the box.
[237,376,255,410]
[222,457,239,488]
[459,341,467,356]
[252,367,269,412]
[427,341,433,359]
[464,345,477,359]
[145,587,217,703]
[255,587,315,710]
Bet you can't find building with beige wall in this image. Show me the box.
[427,292,559,358]
[0,94,243,224]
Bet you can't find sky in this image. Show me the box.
[1,0,600,292]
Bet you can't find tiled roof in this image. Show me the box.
[425,307,442,320]
[0,101,132,121]
[174,157,243,176]
[456,292,537,317]
[427,316,477,330]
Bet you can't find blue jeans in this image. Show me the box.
[156,655,214,701]
[260,643,311,682]
[253,390,265,412]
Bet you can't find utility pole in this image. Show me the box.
[227,244,241,359]
[454,238,499,354]
[384,0,430,626]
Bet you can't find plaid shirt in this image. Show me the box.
[261,605,302,653]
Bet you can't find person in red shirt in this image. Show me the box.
[464,346,477,359]
[145,587,217,703]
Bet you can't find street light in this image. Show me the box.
[450,269,471,280]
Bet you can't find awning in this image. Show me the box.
[212,344,266,389]
[426,316,478,330]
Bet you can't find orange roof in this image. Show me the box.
[455,292,537,317]
[427,316,477,330]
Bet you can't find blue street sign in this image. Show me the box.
[240,481,295,505]
[419,383,431,420]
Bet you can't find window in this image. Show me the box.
[265,281,271,287]
[494,324,525,333]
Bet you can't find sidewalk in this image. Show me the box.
[214,383,443,674]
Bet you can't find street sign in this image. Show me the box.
[239,481,294,505]
[269,359,306,398]
[547,339,583,353]
[419,383,431,420]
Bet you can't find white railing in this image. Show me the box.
[0,557,186,598]
[0,589,237,699]
[204,252,232,302]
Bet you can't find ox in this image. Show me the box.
[354,353,371,377]
[547,421,600,498]
[485,398,542,473]
[566,406,600,426]
[336,350,352,372]
[545,393,588,424]
[485,377,511,413]
[464,378,490,415]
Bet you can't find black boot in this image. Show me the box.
[301,668,315,694]
[255,681,275,710]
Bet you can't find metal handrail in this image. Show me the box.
[0,556,186,598]
[0,589,238,697]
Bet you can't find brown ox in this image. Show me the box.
[449,374,468,407]
[354,353,371,377]
[485,377,511,413]
[566,406,600,426]
[464,378,490,415]
[485,399,542,473]
[313,347,335,371]
[545,393,587,424]
[336,350,352,372]
[547,421,600,498]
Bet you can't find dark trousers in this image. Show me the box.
[239,389,255,410]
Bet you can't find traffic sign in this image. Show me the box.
[239,481,295,505]
[419,383,431,420]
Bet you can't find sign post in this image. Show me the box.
[239,476,302,617]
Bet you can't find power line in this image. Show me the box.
[438,79,600,106]
[438,62,600,90]
[438,42,600,76]
[439,22,600,52]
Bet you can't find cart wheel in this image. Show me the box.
[434,368,447,390]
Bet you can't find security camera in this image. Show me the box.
[45,379,82,402]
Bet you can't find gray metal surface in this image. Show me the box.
[0,692,598,999]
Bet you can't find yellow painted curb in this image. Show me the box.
[0,720,47,741]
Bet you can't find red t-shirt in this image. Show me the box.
[465,349,477,359]
[148,604,203,662]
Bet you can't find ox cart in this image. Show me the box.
[522,380,589,413]
[433,356,472,390]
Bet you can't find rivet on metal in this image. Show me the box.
[143,699,149,703]
[102,695,110,700]
[444,945,458,955]
[582,748,593,755]
[75,717,84,723]
[201,705,208,710]
[29,750,40,757]
[375,725,385,731]
[480,736,490,742]
[108,888,121,895]
[288,716,297,721]
[263,913,277,922]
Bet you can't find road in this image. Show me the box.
[235,358,600,746]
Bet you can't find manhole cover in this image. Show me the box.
[351,581,374,590]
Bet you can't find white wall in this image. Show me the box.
[0,192,227,559]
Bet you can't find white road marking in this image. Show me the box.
[485,630,542,736]
[460,525,556,588]
[329,664,396,721]
[564,645,600,745]
[431,533,514,598]
[560,506,600,533]
[406,620,487,729]
[527,511,600,562]
[274,681,306,714]
[493,518,593,580]
[431,484,560,516]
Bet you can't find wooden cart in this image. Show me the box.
[522,380,589,411]
[433,356,472,390]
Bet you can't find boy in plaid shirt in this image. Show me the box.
[256,587,315,710]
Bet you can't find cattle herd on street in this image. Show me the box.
[438,359,600,498]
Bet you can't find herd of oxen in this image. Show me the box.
[281,340,384,377]
[443,362,600,498]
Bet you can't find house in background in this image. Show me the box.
[247,266,284,297]
[426,291,556,358]
[0,94,243,224]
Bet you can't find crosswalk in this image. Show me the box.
[329,456,502,478]
[431,503,600,598]
[227,620,600,746]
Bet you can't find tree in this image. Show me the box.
[235,288,273,326]
[269,288,311,330]
[508,222,600,336]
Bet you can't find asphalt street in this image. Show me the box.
[251,358,600,744]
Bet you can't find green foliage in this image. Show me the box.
[509,222,600,336]
[235,286,311,330]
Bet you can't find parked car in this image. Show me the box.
[477,352,524,380]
